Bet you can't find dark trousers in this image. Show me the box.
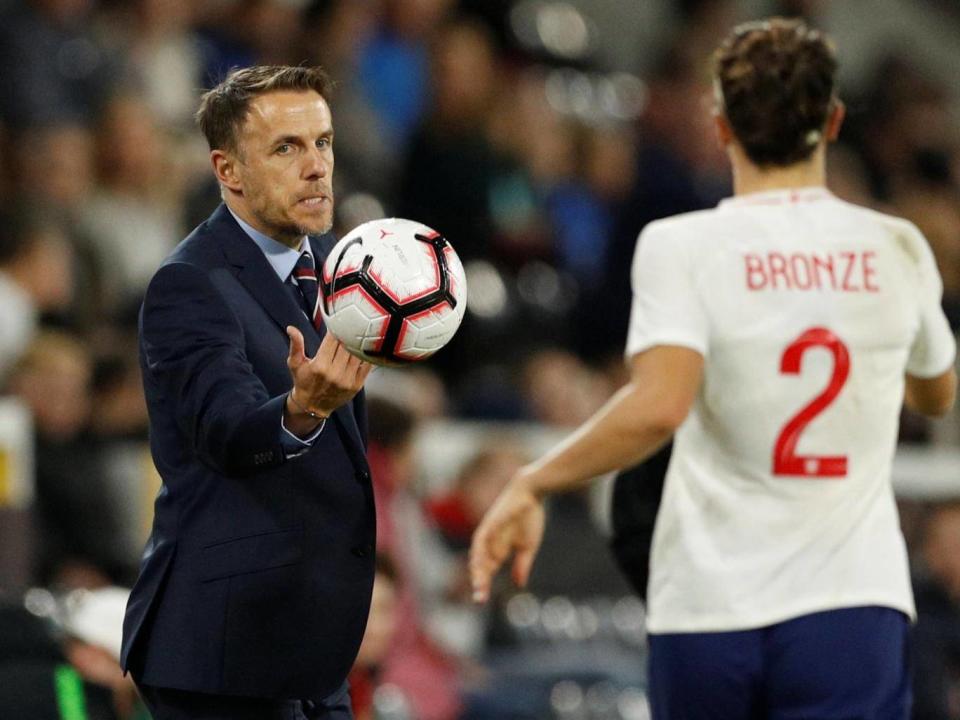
[648,606,911,720]
[135,681,353,720]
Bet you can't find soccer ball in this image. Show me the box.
[319,218,467,366]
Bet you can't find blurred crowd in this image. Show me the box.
[0,0,959,718]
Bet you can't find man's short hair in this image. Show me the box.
[196,65,334,153]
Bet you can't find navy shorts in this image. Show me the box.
[648,606,911,720]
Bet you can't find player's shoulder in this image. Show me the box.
[829,198,932,267]
[831,198,923,237]
[641,207,725,244]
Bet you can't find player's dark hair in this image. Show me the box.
[196,65,334,153]
[713,18,838,167]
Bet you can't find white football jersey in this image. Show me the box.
[625,187,956,634]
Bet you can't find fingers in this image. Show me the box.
[319,336,374,389]
[286,326,306,368]
[314,329,339,366]
[469,526,499,604]
[354,360,374,388]
[512,546,536,588]
[470,520,511,604]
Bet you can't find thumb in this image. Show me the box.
[287,326,307,367]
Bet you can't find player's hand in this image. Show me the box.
[469,474,546,604]
[286,326,373,418]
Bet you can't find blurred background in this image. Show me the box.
[0,0,958,718]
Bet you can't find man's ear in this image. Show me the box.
[211,150,242,193]
[713,112,734,151]
[826,100,845,142]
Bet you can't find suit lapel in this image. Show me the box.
[212,205,319,355]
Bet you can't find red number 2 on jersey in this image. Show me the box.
[773,327,850,478]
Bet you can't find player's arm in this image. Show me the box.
[520,345,701,494]
[900,221,957,419]
[905,368,957,418]
[469,344,703,602]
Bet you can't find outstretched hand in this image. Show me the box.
[286,326,373,420]
[468,476,546,604]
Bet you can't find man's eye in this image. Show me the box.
[317,138,330,149]
[276,144,291,154]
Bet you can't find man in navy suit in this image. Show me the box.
[120,65,376,719]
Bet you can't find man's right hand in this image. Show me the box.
[285,326,373,431]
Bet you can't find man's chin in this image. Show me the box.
[297,211,334,237]
[301,219,333,236]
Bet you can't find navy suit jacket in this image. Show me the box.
[120,205,376,700]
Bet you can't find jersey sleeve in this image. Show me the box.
[905,224,956,378]
[624,222,709,359]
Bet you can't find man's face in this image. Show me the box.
[230,90,335,245]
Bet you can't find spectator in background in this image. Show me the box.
[826,143,876,206]
[367,396,462,720]
[99,0,205,132]
[522,348,612,428]
[60,586,149,719]
[913,502,960,720]
[197,0,305,82]
[427,444,524,553]
[10,123,95,214]
[5,332,118,589]
[7,122,106,326]
[349,554,406,720]
[425,443,525,658]
[0,211,74,377]
[364,365,450,421]
[301,0,395,199]
[85,328,153,584]
[858,54,957,202]
[0,0,119,129]
[596,46,730,359]
[88,330,148,441]
[358,0,454,147]
[888,170,960,332]
[397,16,501,262]
[0,121,9,203]
[397,16,513,390]
[79,93,184,319]
[0,602,125,720]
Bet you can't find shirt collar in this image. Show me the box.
[718,186,833,209]
[227,207,310,281]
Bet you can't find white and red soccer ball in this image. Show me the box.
[320,218,467,366]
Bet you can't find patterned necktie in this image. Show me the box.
[291,250,323,331]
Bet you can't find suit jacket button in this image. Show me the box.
[351,545,371,558]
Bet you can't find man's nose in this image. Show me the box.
[302,146,329,180]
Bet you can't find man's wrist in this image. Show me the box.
[286,389,329,421]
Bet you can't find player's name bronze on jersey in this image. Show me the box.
[744,250,880,293]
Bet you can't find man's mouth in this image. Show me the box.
[298,195,329,208]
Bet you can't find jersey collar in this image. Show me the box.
[719,187,834,209]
